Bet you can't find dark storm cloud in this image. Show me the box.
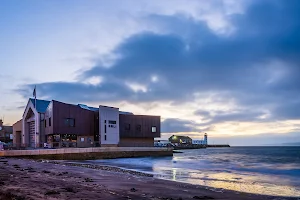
[207,132,300,146]
[18,0,300,123]
[17,81,133,104]
[161,118,208,133]
[194,109,211,120]
[194,109,267,125]
[273,101,300,120]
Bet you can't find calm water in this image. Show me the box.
[74,147,300,197]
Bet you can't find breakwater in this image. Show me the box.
[207,144,230,147]
[173,144,230,150]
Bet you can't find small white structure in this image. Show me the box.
[154,140,172,147]
[192,133,208,145]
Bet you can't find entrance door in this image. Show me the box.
[29,122,35,148]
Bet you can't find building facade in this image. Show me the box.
[12,120,22,147]
[22,98,50,147]
[119,114,160,147]
[18,98,160,148]
[44,100,96,148]
[0,119,13,143]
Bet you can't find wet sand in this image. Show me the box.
[0,158,297,200]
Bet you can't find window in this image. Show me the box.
[105,125,107,133]
[53,134,60,142]
[109,124,116,128]
[61,134,77,142]
[152,126,157,133]
[104,135,107,141]
[64,118,75,127]
[69,118,75,127]
[80,137,85,142]
[49,118,51,126]
[104,120,106,123]
[109,120,116,124]
[125,123,130,130]
[44,120,47,128]
[136,124,141,132]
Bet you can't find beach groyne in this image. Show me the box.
[0,147,173,160]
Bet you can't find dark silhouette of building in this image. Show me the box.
[0,119,13,143]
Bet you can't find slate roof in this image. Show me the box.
[30,98,51,113]
[78,104,99,112]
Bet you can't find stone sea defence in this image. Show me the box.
[0,147,173,160]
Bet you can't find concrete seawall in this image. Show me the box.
[0,147,173,160]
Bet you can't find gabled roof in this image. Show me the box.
[27,99,134,115]
[29,98,51,113]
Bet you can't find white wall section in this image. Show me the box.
[99,106,120,145]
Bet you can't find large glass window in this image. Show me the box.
[53,134,60,142]
[125,123,130,130]
[64,118,69,126]
[61,134,77,148]
[136,124,141,132]
[69,119,75,127]
[109,120,117,124]
[64,118,75,127]
[53,134,60,148]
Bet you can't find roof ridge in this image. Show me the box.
[29,98,51,102]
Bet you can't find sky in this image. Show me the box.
[0,0,300,146]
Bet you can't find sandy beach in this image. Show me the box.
[0,157,298,200]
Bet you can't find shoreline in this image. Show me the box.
[0,158,298,200]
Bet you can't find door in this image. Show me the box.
[29,122,35,148]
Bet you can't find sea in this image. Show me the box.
[72,147,300,197]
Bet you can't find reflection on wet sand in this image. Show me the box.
[74,147,300,197]
[154,166,300,197]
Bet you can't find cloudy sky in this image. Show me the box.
[1,0,300,145]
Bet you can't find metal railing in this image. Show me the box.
[2,142,103,150]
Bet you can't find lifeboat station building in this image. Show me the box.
[14,98,160,148]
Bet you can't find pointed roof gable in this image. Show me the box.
[29,98,51,113]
